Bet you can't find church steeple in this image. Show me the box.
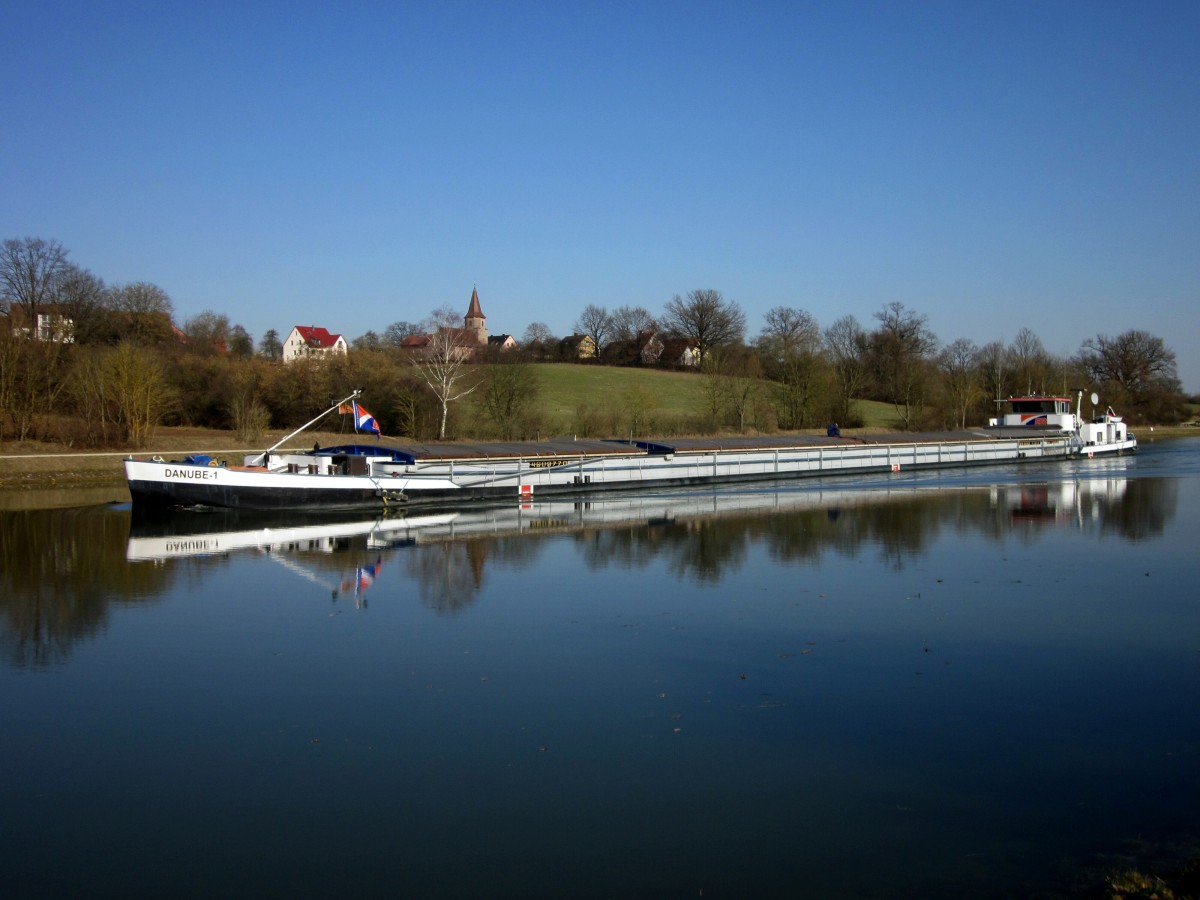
[464,286,487,344]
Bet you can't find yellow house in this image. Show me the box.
[561,333,597,359]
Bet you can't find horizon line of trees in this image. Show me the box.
[2,235,1190,447]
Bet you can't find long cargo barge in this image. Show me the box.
[124,391,1136,512]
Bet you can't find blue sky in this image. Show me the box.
[3,0,1197,390]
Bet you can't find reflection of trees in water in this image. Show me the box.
[406,541,488,615]
[0,507,170,668]
[1098,477,1176,540]
[5,475,1175,660]
[576,520,749,583]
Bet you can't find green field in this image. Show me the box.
[522,363,903,435]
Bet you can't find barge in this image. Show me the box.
[124,391,1136,512]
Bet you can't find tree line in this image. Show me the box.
[1,236,1189,447]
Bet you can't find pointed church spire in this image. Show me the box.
[464,286,488,345]
[466,286,485,321]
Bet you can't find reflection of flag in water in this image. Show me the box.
[356,556,383,596]
[353,401,381,436]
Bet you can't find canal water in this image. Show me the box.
[2,438,1198,898]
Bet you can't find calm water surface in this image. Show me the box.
[2,438,1198,898]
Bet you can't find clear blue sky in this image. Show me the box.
[3,0,1197,390]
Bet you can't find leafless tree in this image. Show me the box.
[573,304,614,360]
[611,305,656,341]
[662,289,746,359]
[868,302,937,429]
[522,322,555,345]
[1076,330,1179,394]
[1009,327,1050,395]
[101,341,175,446]
[109,282,174,345]
[183,310,232,353]
[976,340,1008,409]
[823,314,868,426]
[0,326,69,440]
[384,320,422,346]
[1075,329,1184,421]
[0,237,69,328]
[56,264,110,344]
[936,338,979,428]
[759,306,820,358]
[352,331,383,351]
[411,306,480,439]
[757,306,823,428]
[479,361,540,439]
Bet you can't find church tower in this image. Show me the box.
[464,287,488,345]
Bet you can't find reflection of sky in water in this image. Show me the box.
[2,440,1198,898]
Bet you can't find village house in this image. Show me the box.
[560,333,597,359]
[3,306,75,343]
[282,325,348,363]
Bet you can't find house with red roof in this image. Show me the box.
[282,325,348,363]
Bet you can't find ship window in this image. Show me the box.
[1011,400,1054,414]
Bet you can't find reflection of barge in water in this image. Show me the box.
[127,471,1134,563]
[126,485,944,562]
[991,475,1129,527]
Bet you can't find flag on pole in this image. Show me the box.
[353,401,381,436]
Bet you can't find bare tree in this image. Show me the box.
[479,361,540,439]
[0,326,69,440]
[352,330,383,351]
[101,341,174,446]
[573,304,614,360]
[0,237,69,327]
[823,314,868,426]
[662,289,746,360]
[520,322,556,361]
[1077,330,1179,394]
[411,306,480,439]
[384,321,422,346]
[610,305,657,363]
[976,340,1008,409]
[56,264,111,344]
[757,306,823,428]
[1075,329,1184,422]
[722,350,763,433]
[183,310,232,353]
[110,282,174,345]
[868,302,937,429]
[936,338,980,428]
[759,306,820,357]
[1009,327,1049,395]
[522,322,555,345]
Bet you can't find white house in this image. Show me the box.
[282,325,348,363]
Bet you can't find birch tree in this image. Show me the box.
[411,306,480,440]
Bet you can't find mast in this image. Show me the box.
[251,389,361,466]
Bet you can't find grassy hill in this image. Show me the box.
[521,363,903,435]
